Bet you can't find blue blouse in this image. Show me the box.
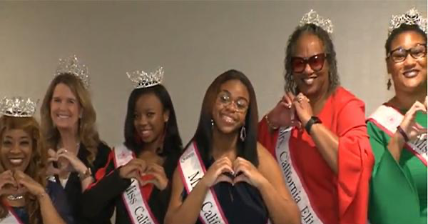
[10,181,74,224]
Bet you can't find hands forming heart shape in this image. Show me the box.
[214,170,247,186]
[47,149,71,175]
[0,170,47,198]
[221,171,243,181]
[46,148,87,176]
[268,92,315,130]
[201,157,268,189]
[215,171,246,186]
[119,158,169,191]
[0,181,27,197]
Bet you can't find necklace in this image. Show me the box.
[7,194,24,201]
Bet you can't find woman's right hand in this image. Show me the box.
[267,93,295,128]
[119,158,147,186]
[200,157,234,188]
[14,170,45,199]
[399,99,427,142]
[0,170,18,196]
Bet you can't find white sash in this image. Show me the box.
[368,105,427,166]
[178,142,229,224]
[275,127,324,224]
[114,145,158,224]
[0,210,22,224]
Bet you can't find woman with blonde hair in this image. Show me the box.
[40,56,110,223]
[0,97,73,224]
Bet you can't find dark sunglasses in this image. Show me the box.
[387,43,427,63]
[291,53,327,73]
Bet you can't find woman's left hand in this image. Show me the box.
[289,92,313,126]
[13,170,45,198]
[56,148,88,174]
[232,157,268,188]
[144,163,169,191]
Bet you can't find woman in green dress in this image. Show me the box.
[367,8,427,224]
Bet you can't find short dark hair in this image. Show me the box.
[124,85,183,160]
[284,24,340,94]
[190,69,259,166]
[385,24,427,56]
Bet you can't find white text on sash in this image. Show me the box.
[114,145,158,224]
[179,142,228,224]
[275,128,324,224]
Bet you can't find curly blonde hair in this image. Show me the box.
[0,116,47,224]
[40,73,100,164]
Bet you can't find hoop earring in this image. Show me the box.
[387,78,392,90]
[240,126,246,141]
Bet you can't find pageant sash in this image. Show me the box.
[0,209,22,224]
[368,105,427,166]
[178,142,229,224]
[275,127,324,224]
[113,145,158,224]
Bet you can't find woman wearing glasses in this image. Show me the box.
[258,10,374,224]
[165,70,300,224]
[367,8,427,224]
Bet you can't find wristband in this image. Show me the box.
[396,126,409,142]
[305,116,322,134]
[78,167,92,180]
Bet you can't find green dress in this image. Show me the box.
[368,110,427,224]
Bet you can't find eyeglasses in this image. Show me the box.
[291,53,327,73]
[217,92,249,113]
[388,43,427,63]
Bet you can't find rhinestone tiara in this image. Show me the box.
[126,67,164,89]
[389,8,427,36]
[299,9,333,34]
[55,55,90,89]
[0,97,38,117]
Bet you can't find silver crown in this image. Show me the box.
[127,67,164,89]
[299,9,334,34]
[55,55,90,88]
[0,97,38,117]
[389,8,427,36]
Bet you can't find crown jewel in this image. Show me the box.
[0,97,38,117]
[299,9,333,34]
[55,55,90,88]
[389,8,427,36]
[127,67,164,89]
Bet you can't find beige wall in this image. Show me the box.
[0,1,426,146]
